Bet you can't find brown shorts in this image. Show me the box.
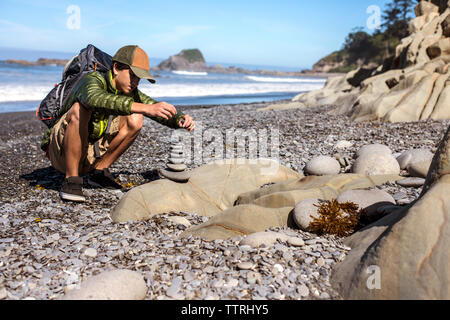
[48,112,121,175]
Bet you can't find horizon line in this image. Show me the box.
[0,46,309,71]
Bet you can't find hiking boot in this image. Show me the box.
[60,176,86,202]
[88,168,123,190]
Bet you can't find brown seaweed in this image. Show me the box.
[309,199,362,237]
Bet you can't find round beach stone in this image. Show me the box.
[83,248,97,258]
[239,231,290,248]
[337,189,395,211]
[297,284,310,297]
[170,145,183,151]
[166,163,187,172]
[61,269,147,300]
[293,198,322,231]
[396,149,433,170]
[337,189,396,222]
[170,152,184,159]
[167,216,191,227]
[304,156,341,176]
[356,144,392,158]
[237,262,255,270]
[272,264,284,274]
[334,153,346,167]
[334,140,353,150]
[168,158,185,165]
[352,153,400,176]
[287,236,305,247]
[407,161,431,178]
[396,177,426,188]
[159,168,190,182]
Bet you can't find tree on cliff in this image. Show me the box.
[343,28,381,65]
[314,0,418,73]
[382,0,417,40]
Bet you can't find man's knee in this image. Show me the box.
[66,102,91,124]
[125,113,143,134]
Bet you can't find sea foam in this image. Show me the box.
[172,70,208,76]
[246,75,327,83]
[0,81,326,103]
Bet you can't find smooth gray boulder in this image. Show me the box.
[336,188,396,223]
[304,156,341,176]
[352,152,401,176]
[407,160,432,178]
[396,148,433,170]
[356,144,392,158]
[293,198,322,231]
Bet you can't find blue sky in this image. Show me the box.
[0,0,392,69]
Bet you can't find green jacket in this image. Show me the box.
[41,70,185,151]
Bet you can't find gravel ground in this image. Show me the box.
[0,101,449,300]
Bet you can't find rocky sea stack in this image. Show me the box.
[156,49,207,72]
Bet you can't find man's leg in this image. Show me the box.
[87,113,143,189]
[94,113,143,170]
[59,102,91,202]
[63,102,92,178]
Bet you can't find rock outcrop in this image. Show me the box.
[264,1,450,122]
[111,159,301,222]
[156,49,207,72]
[330,124,450,299]
[5,58,69,66]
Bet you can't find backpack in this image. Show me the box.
[36,44,113,128]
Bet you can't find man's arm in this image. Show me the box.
[135,89,185,129]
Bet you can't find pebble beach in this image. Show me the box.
[0,101,449,300]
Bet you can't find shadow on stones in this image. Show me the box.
[357,202,402,228]
[139,169,162,183]
[287,209,299,230]
[20,166,64,191]
[353,203,411,235]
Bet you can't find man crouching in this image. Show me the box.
[40,45,195,202]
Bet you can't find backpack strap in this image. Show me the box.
[93,115,114,159]
[94,141,101,159]
[105,115,114,135]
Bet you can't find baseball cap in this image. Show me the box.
[112,45,156,83]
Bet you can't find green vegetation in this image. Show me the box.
[324,0,417,73]
[179,49,205,63]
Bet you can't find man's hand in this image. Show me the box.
[132,102,177,120]
[179,115,195,132]
[148,102,177,120]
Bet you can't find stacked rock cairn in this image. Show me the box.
[159,140,191,183]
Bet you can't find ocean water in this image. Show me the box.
[0,60,326,113]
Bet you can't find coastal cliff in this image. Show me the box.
[267,0,450,123]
